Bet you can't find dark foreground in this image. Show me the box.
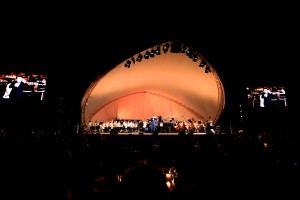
[0,128,299,199]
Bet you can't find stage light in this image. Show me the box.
[185,49,192,58]
[180,45,188,53]
[192,54,198,62]
[199,60,206,68]
[144,50,150,59]
[136,53,143,62]
[163,43,170,53]
[150,49,156,57]
[125,60,131,68]
[205,65,211,73]
[155,46,161,55]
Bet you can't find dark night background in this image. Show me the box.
[0,4,294,131]
[0,4,298,200]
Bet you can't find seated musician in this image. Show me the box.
[186,119,195,134]
[277,86,287,106]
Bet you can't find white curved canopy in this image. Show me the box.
[81,41,225,125]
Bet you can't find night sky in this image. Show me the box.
[0,6,293,127]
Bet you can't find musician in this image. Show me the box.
[94,120,100,132]
[2,81,12,99]
[186,119,195,135]
[277,86,287,106]
[262,86,272,107]
[176,121,186,135]
[150,116,157,134]
[206,116,214,134]
[88,120,93,132]
[158,116,164,133]
[117,120,123,132]
[199,121,206,132]
[3,76,28,100]
[109,120,114,132]
[277,86,286,96]
[123,120,128,132]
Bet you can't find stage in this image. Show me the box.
[83,131,207,136]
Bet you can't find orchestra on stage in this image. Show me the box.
[83,116,207,135]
